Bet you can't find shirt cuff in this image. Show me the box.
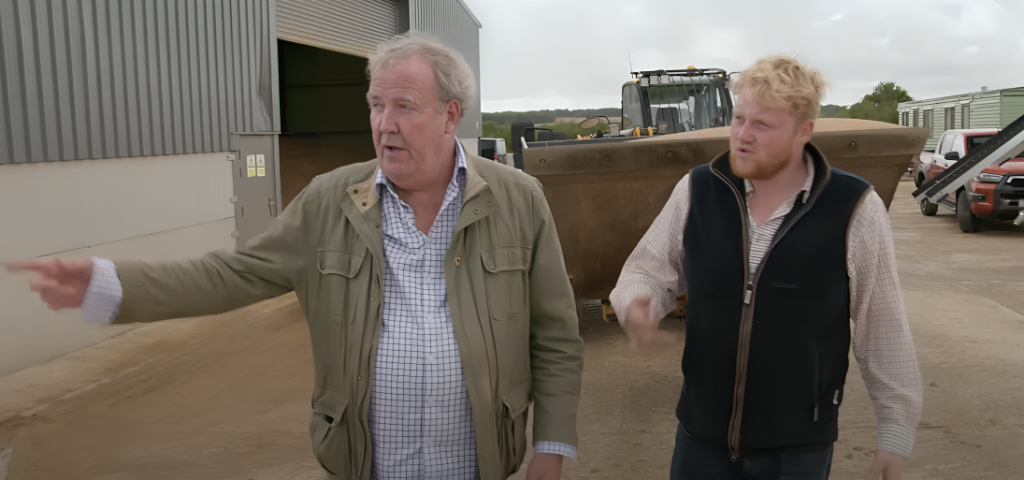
[877,423,916,459]
[534,441,577,459]
[80,257,123,324]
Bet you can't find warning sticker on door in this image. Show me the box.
[256,154,266,177]
[246,155,256,178]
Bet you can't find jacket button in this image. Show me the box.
[358,376,362,380]
[455,256,462,266]
[353,188,359,194]
[474,208,480,214]
[362,202,367,207]
[487,201,493,206]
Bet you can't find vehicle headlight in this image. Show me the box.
[976,172,1004,183]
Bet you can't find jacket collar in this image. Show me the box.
[709,141,833,210]
[347,150,491,215]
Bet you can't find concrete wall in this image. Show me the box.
[0,152,236,377]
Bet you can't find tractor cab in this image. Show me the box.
[623,68,734,134]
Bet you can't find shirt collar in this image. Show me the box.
[374,141,467,199]
[743,151,815,204]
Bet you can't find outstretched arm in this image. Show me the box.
[6,183,319,324]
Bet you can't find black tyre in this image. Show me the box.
[957,191,982,233]
[920,198,938,216]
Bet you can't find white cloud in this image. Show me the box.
[964,46,980,53]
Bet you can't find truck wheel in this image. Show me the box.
[957,191,982,233]
[920,198,938,216]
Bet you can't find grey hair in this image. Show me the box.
[367,31,476,118]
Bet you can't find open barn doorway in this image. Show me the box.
[277,40,377,208]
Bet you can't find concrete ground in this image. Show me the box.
[2,178,1023,479]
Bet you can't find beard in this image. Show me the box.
[729,145,792,181]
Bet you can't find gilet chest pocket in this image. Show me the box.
[318,248,366,324]
[481,246,531,321]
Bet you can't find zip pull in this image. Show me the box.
[833,390,840,405]
[743,284,753,305]
[813,401,819,421]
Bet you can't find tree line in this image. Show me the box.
[820,81,913,123]
[483,108,620,126]
[482,82,914,146]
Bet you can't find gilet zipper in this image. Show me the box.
[712,163,825,460]
[711,167,753,461]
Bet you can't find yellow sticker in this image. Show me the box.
[246,155,256,178]
[256,154,266,177]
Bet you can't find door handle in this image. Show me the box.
[268,198,277,217]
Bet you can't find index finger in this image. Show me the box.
[3,258,61,275]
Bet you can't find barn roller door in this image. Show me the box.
[277,0,398,58]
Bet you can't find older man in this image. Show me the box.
[6,33,583,480]
[610,55,923,480]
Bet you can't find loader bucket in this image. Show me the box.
[523,118,929,304]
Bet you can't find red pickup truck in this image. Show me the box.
[912,128,1024,232]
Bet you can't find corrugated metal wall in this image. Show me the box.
[0,0,276,165]
[277,0,397,58]
[407,0,482,139]
[999,91,1024,127]
[971,93,1001,129]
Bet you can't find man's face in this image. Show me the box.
[729,95,814,180]
[367,56,459,189]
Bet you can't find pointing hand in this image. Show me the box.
[4,258,94,311]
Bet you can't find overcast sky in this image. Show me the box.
[459,0,1024,112]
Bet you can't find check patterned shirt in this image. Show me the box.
[81,142,574,479]
[370,145,476,479]
[609,156,923,459]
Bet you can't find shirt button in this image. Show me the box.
[427,354,435,362]
[455,256,461,266]
[357,376,362,380]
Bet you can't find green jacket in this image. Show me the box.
[112,154,585,480]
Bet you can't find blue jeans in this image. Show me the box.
[669,424,833,480]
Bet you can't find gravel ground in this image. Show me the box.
[2,178,1022,479]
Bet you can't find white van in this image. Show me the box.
[479,138,510,167]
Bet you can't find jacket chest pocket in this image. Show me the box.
[481,246,531,321]
[318,247,368,324]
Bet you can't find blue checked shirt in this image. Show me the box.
[80,141,575,479]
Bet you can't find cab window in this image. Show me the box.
[622,83,644,129]
[951,135,966,157]
[937,134,955,154]
[966,135,993,153]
